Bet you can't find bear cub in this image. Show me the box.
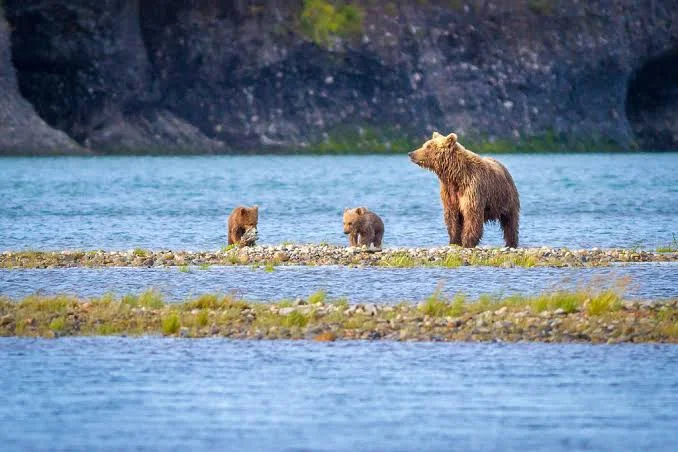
[227,205,259,246]
[343,207,384,249]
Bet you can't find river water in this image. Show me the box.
[1,154,676,250]
[1,338,677,451]
[1,153,676,451]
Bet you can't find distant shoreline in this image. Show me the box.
[4,148,678,157]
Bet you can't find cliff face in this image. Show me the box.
[0,12,82,154]
[1,0,677,153]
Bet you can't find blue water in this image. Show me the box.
[1,154,676,250]
[1,154,677,451]
[1,338,677,451]
[1,263,676,301]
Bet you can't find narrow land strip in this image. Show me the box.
[1,289,676,343]
[1,245,676,269]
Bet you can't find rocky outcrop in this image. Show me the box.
[0,13,83,154]
[1,0,677,153]
[3,0,224,153]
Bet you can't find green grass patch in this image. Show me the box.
[283,311,310,328]
[656,234,678,253]
[440,253,463,268]
[299,0,364,47]
[132,248,148,258]
[308,290,327,305]
[162,314,180,335]
[306,125,418,154]
[465,129,625,153]
[380,252,418,268]
[49,317,66,332]
[178,265,190,273]
[586,290,622,316]
[138,290,164,309]
[196,310,210,327]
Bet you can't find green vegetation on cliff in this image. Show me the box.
[299,0,364,46]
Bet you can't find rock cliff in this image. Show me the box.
[1,0,677,153]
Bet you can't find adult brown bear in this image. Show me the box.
[409,132,520,248]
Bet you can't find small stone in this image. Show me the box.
[179,327,190,338]
[278,307,296,316]
[495,306,508,315]
[554,308,566,315]
[274,252,290,262]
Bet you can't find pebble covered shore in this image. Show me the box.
[1,245,677,269]
[1,291,676,343]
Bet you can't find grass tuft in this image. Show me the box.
[656,234,678,253]
[49,317,66,332]
[196,310,209,327]
[132,248,148,258]
[308,290,327,305]
[381,252,417,268]
[162,314,180,335]
[283,311,309,328]
[586,290,622,316]
[138,290,164,309]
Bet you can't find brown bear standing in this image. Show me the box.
[409,132,520,248]
[343,207,384,248]
[227,205,259,246]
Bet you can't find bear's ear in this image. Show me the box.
[344,207,349,213]
[446,132,458,144]
[355,207,368,215]
[252,205,259,212]
[432,131,443,139]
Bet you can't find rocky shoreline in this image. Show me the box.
[1,245,676,269]
[1,289,676,343]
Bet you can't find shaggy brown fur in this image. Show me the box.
[227,205,259,246]
[343,207,385,248]
[409,132,520,248]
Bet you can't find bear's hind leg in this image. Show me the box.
[358,228,375,247]
[500,213,519,248]
[461,210,484,248]
[374,230,383,248]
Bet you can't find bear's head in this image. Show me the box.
[343,207,368,234]
[408,131,458,173]
[233,206,258,230]
[232,205,259,245]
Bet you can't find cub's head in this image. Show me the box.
[343,207,368,234]
[408,131,458,173]
[233,205,259,231]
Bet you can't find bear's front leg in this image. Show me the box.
[441,184,462,245]
[348,232,358,247]
[445,209,463,245]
